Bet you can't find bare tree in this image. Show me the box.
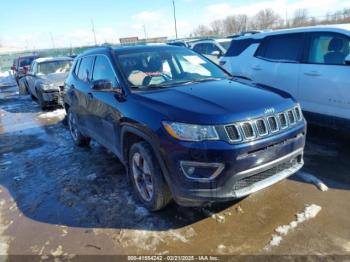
[292,9,309,27]
[210,20,224,35]
[192,7,350,38]
[252,9,281,30]
[191,25,212,37]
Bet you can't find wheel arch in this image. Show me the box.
[120,124,170,183]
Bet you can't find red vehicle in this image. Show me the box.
[11,55,40,86]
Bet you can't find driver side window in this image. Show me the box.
[92,55,118,87]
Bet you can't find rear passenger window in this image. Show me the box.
[77,56,95,82]
[306,33,350,65]
[255,33,304,63]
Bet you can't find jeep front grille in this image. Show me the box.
[225,106,303,143]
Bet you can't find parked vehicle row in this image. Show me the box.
[16,56,73,109]
[220,24,350,130]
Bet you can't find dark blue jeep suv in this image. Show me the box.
[64,45,306,211]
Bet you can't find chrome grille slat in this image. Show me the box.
[241,122,256,140]
[224,106,304,143]
[255,119,268,136]
[267,116,279,133]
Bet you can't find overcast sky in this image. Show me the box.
[0,0,349,50]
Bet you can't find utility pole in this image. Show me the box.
[90,18,97,46]
[50,32,55,49]
[172,0,178,39]
[143,24,148,40]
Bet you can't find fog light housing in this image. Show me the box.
[180,161,225,181]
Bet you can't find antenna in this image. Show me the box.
[90,18,97,46]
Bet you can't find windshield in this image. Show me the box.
[37,60,72,75]
[116,48,228,90]
[19,57,35,67]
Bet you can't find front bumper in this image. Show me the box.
[158,123,306,206]
[42,90,64,106]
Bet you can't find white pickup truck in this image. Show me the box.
[220,24,350,130]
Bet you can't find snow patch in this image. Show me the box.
[38,109,66,120]
[264,204,322,250]
[0,71,16,87]
[0,200,11,256]
[116,227,196,251]
[297,172,329,192]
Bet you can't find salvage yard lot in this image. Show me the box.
[0,84,350,257]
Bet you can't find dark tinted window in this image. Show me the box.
[77,56,95,82]
[193,43,206,54]
[225,38,261,57]
[306,33,350,65]
[255,33,304,62]
[193,43,220,55]
[19,57,36,67]
[93,56,117,86]
[206,43,220,54]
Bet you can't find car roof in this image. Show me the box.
[78,45,188,57]
[18,55,40,59]
[34,56,73,63]
[237,24,350,40]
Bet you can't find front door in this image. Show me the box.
[90,55,123,156]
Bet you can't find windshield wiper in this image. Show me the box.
[185,77,225,84]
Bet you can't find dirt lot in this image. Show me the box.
[0,85,350,260]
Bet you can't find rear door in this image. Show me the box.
[72,56,95,134]
[250,33,305,98]
[298,32,350,121]
[90,55,123,156]
[26,61,37,96]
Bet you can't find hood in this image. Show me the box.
[39,72,68,86]
[133,79,296,125]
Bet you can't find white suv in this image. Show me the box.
[220,24,350,129]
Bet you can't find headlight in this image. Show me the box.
[162,121,219,141]
[40,83,56,90]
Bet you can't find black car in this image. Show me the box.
[64,45,306,211]
[24,57,73,109]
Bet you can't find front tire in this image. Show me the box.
[129,141,171,211]
[67,108,90,147]
[36,88,47,110]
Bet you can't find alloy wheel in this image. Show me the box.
[132,152,154,202]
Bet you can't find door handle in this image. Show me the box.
[304,71,320,77]
[88,92,94,99]
[252,65,262,71]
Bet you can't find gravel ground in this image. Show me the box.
[0,85,349,260]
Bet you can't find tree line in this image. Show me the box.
[191,8,350,37]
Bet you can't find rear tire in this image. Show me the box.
[128,141,172,211]
[67,108,90,147]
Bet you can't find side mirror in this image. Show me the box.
[11,66,16,71]
[211,50,222,58]
[345,54,350,65]
[91,79,113,91]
